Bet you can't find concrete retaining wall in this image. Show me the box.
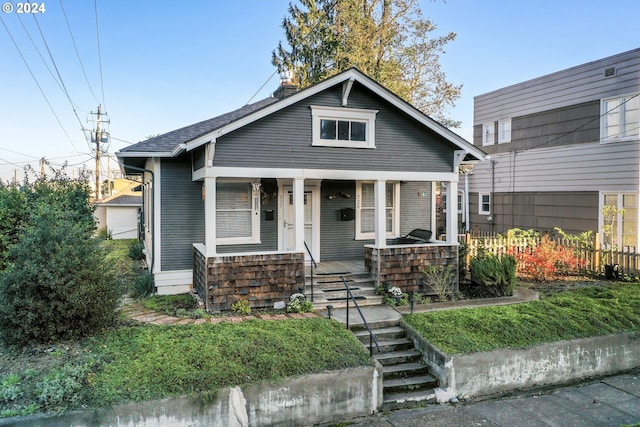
[2,365,383,427]
[404,322,640,398]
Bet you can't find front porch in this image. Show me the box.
[194,243,459,312]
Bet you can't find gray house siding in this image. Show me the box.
[469,191,599,236]
[213,82,453,173]
[160,156,205,271]
[474,48,640,126]
[475,101,600,155]
[320,180,372,261]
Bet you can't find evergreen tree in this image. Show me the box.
[272,0,461,127]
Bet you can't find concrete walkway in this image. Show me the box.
[318,369,640,426]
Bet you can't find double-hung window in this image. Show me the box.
[216,180,260,244]
[479,193,491,215]
[601,94,639,142]
[482,122,495,146]
[356,182,399,239]
[498,119,512,143]
[311,106,378,148]
[601,193,638,247]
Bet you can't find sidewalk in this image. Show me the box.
[318,369,640,426]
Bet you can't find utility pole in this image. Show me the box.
[40,157,45,178]
[90,105,109,200]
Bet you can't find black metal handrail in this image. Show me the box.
[303,242,317,302]
[341,276,380,356]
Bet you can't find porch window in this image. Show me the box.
[311,105,378,148]
[356,182,399,239]
[479,193,491,215]
[601,192,638,247]
[601,94,639,142]
[216,181,260,244]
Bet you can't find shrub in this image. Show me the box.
[515,235,582,281]
[231,299,251,315]
[96,226,112,240]
[127,241,146,261]
[423,264,455,301]
[470,253,516,297]
[287,293,313,313]
[131,273,155,299]
[0,171,121,346]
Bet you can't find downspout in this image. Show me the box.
[464,172,470,233]
[123,164,155,274]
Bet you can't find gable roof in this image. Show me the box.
[117,68,486,162]
[97,193,142,207]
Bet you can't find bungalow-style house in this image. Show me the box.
[467,48,640,246]
[116,68,486,311]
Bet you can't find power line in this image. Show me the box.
[245,0,340,105]
[94,0,106,110]
[59,0,101,105]
[0,14,79,152]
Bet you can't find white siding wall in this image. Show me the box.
[470,140,640,193]
[475,48,640,125]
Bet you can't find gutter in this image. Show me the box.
[121,164,155,275]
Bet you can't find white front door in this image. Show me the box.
[283,187,318,261]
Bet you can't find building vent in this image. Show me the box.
[604,66,616,77]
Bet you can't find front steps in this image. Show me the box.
[352,321,438,411]
[306,271,382,309]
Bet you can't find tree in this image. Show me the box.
[272,0,461,127]
[0,168,121,346]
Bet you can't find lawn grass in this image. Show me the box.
[0,318,371,416]
[404,282,640,355]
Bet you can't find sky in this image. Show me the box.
[0,0,638,182]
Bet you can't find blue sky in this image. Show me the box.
[0,0,638,182]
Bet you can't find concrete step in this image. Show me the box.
[370,338,414,353]
[311,295,383,310]
[383,374,439,394]
[382,362,430,379]
[374,349,422,366]
[353,326,405,343]
[382,389,438,411]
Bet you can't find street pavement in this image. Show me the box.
[318,369,640,427]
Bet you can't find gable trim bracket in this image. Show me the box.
[454,150,467,172]
[342,77,355,106]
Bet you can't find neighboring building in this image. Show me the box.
[95,178,142,239]
[467,48,640,245]
[116,68,485,307]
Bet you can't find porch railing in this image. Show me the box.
[304,241,317,302]
[342,276,380,356]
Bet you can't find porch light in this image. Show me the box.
[326,305,333,320]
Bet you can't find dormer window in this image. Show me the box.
[311,105,377,148]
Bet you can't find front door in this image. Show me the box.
[283,188,318,261]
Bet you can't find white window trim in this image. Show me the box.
[442,188,463,214]
[355,181,400,240]
[600,93,640,144]
[498,118,511,143]
[311,105,378,149]
[216,179,261,245]
[479,192,491,215]
[599,192,639,248]
[482,122,495,146]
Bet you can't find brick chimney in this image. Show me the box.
[273,70,298,99]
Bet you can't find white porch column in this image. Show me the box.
[293,177,305,252]
[445,180,458,244]
[374,180,387,248]
[204,176,217,257]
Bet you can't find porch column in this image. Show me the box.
[293,177,305,252]
[204,176,217,257]
[445,180,458,244]
[374,180,387,248]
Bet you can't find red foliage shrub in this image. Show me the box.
[513,236,584,281]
